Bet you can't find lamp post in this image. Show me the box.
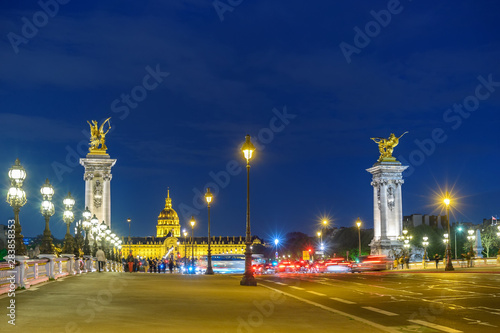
[89,214,99,256]
[82,213,92,256]
[205,188,214,275]
[39,179,55,254]
[240,134,257,286]
[82,207,95,256]
[183,229,188,267]
[127,218,132,255]
[422,236,429,269]
[443,192,454,271]
[467,229,475,268]
[99,221,107,256]
[274,239,279,259]
[62,192,76,254]
[190,216,196,272]
[7,159,28,256]
[454,226,462,260]
[356,217,362,257]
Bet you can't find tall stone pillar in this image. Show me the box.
[80,155,116,228]
[367,161,408,256]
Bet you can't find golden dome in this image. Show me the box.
[158,189,179,220]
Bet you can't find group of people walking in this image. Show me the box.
[125,253,175,273]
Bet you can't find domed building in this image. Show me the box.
[156,190,180,237]
[123,189,263,262]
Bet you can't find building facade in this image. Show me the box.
[123,191,262,260]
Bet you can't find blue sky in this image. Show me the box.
[1,0,499,241]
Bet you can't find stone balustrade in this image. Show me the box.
[0,256,124,294]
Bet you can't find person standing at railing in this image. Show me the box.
[96,248,106,273]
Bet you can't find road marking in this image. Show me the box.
[306,290,326,296]
[330,297,356,304]
[289,286,305,290]
[259,284,400,333]
[363,306,399,316]
[408,319,462,333]
[317,281,335,286]
[274,282,286,285]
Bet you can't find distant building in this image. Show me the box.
[403,214,448,229]
[123,191,263,260]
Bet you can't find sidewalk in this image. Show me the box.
[2,273,385,333]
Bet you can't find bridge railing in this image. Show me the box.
[1,256,124,292]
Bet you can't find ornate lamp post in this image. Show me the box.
[183,229,188,267]
[62,192,76,254]
[110,233,117,261]
[422,236,429,269]
[40,179,55,255]
[467,229,475,267]
[89,214,99,255]
[98,221,107,256]
[205,188,214,275]
[443,192,454,271]
[356,217,362,257]
[7,159,28,256]
[240,134,257,286]
[190,216,196,271]
[82,213,92,256]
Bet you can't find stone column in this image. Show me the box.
[80,155,116,228]
[367,161,408,256]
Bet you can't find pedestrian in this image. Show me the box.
[96,248,106,273]
[399,257,404,269]
[153,258,157,273]
[169,259,174,274]
[393,257,398,270]
[134,257,139,272]
[405,255,410,269]
[127,252,134,273]
[434,253,440,269]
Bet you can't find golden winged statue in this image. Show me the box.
[371,132,408,162]
[87,117,111,153]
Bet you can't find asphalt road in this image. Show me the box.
[257,271,500,332]
[1,270,499,332]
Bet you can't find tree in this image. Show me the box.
[480,225,500,258]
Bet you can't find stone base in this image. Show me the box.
[369,238,402,258]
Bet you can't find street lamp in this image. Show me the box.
[274,239,279,259]
[82,213,92,256]
[39,178,55,254]
[422,236,429,269]
[467,229,475,267]
[356,217,362,257]
[183,229,188,268]
[455,226,462,260]
[240,134,257,286]
[89,214,99,255]
[443,192,454,271]
[127,218,132,255]
[190,216,196,272]
[7,159,28,256]
[62,192,76,254]
[205,188,214,275]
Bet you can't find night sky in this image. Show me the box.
[1,1,499,242]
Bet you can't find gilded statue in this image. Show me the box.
[87,117,111,153]
[371,132,408,162]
